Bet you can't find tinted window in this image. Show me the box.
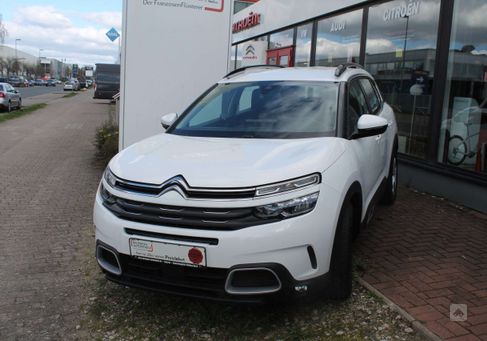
[96,74,119,83]
[347,80,369,137]
[438,0,487,175]
[169,81,339,139]
[295,23,313,67]
[269,29,293,49]
[365,0,441,158]
[359,78,381,113]
[316,9,363,66]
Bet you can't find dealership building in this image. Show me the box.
[231,0,487,213]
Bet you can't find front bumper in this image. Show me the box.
[94,181,342,301]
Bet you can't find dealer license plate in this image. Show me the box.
[129,239,206,267]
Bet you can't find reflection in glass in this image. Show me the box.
[365,0,441,159]
[296,23,313,67]
[236,44,243,70]
[269,29,294,50]
[316,10,362,66]
[231,45,237,70]
[438,0,487,175]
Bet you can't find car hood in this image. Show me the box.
[109,133,346,188]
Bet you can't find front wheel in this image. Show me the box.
[325,201,354,300]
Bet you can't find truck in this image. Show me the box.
[94,63,120,100]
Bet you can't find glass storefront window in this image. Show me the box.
[236,44,243,70]
[296,23,313,67]
[230,45,237,70]
[315,9,362,66]
[365,0,441,159]
[438,0,487,175]
[269,29,294,50]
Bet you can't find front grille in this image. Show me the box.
[113,175,256,199]
[101,187,279,230]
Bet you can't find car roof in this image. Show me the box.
[219,66,372,84]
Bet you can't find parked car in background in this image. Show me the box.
[28,80,35,87]
[63,81,75,91]
[94,64,398,302]
[0,82,22,112]
[79,80,87,89]
[46,79,57,87]
[8,77,23,87]
[86,80,93,88]
[35,79,46,86]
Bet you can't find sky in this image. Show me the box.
[0,0,122,66]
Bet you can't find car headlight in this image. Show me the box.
[254,192,319,219]
[255,174,321,197]
[100,184,116,205]
[104,167,117,188]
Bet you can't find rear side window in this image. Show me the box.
[359,78,381,113]
[0,85,3,91]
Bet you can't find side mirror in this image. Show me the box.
[161,113,178,129]
[352,114,388,139]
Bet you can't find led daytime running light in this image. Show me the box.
[256,174,320,197]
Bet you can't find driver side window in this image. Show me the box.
[347,80,369,137]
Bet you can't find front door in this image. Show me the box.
[266,46,294,67]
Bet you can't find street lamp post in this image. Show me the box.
[15,38,21,75]
[38,48,44,78]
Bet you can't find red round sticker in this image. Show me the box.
[188,248,203,265]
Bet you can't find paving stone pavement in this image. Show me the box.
[356,189,487,340]
[0,91,109,340]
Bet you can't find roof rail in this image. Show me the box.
[335,63,364,77]
[224,65,285,79]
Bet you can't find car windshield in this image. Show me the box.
[168,81,339,139]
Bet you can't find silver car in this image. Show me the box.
[0,82,22,112]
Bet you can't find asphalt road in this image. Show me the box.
[17,85,64,99]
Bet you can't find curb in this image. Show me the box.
[357,278,442,341]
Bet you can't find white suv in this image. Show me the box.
[94,64,398,302]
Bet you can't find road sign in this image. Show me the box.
[106,28,120,42]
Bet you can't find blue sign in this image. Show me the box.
[106,28,120,42]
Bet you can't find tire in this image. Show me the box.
[447,135,467,166]
[325,201,354,300]
[17,99,22,110]
[381,151,398,205]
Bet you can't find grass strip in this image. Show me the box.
[63,92,78,98]
[0,103,48,124]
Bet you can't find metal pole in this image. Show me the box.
[15,38,21,75]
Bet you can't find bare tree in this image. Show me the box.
[0,57,6,77]
[4,57,17,78]
[0,14,8,45]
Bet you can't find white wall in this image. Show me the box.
[232,0,369,43]
[120,0,233,149]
